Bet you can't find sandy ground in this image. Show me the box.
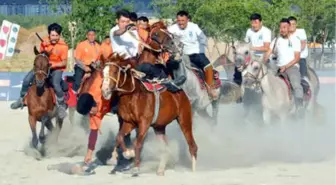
[0,83,335,185]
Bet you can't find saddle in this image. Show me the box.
[188,63,221,90]
[140,80,166,92]
[277,73,311,101]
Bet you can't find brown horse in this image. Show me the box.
[26,46,64,150]
[101,53,197,176]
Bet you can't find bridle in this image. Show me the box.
[34,53,50,81]
[148,28,175,54]
[243,60,268,90]
[103,62,136,93]
[232,45,252,72]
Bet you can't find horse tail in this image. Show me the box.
[308,66,320,99]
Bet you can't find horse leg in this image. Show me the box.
[39,115,48,145]
[177,110,198,172]
[153,126,169,176]
[28,115,38,149]
[45,119,54,132]
[262,109,271,126]
[110,122,135,174]
[132,121,151,177]
[54,117,64,142]
[197,109,213,124]
[211,99,220,125]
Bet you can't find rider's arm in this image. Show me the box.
[244,29,250,43]
[195,24,207,46]
[285,38,301,69]
[299,29,307,51]
[264,38,275,63]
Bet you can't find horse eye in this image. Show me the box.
[253,66,259,70]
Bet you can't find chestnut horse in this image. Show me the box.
[102,53,197,176]
[26,46,64,150]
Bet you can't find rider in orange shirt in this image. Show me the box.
[77,72,112,164]
[137,16,150,42]
[11,23,69,118]
[100,36,113,59]
[73,29,101,94]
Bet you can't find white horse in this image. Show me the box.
[179,55,221,124]
[242,59,318,124]
[171,37,241,125]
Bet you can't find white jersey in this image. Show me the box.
[168,22,207,55]
[270,36,301,67]
[244,26,272,56]
[109,25,139,59]
[290,28,308,58]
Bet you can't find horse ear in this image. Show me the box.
[34,46,40,55]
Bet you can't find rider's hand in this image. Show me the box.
[84,66,91,72]
[280,65,287,73]
[90,106,98,115]
[41,41,48,47]
[126,24,136,31]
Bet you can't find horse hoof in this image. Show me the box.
[156,170,165,176]
[122,149,135,160]
[131,167,140,177]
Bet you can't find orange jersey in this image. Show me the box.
[100,42,113,59]
[138,27,149,43]
[75,40,101,66]
[40,37,69,71]
[88,72,111,130]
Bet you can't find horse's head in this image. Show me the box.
[33,46,50,87]
[102,53,135,100]
[147,22,178,54]
[242,60,267,89]
[232,41,252,71]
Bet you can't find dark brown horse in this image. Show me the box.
[101,53,197,176]
[26,46,64,150]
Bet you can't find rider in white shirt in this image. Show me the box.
[110,10,179,92]
[234,13,271,86]
[264,18,304,111]
[109,10,139,59]
[288,16,309,79]
[168,10,217,98]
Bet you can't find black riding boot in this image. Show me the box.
[171,60,187,86]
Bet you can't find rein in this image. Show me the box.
[243,61,268,89]
[104,62,136,93]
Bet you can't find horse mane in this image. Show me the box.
[150,21,167,31]
[107,53,137,69]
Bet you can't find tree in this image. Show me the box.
[150,0,177,19]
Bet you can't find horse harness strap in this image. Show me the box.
[127,30,162,53]
[151,87,160,126]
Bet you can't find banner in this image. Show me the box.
[0,20,12,60]
[5,23,20,57]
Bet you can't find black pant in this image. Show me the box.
[73,65,85,92]
[233,67,242,86]
[188,53,211,70]
[299,58,308,77]
[49,69,65,99]
[135,63,168,80]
